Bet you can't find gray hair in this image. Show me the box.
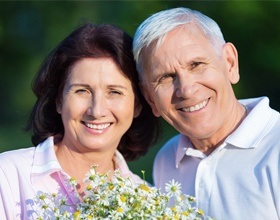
[133,7,226,80]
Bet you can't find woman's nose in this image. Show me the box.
[86,94,108,118]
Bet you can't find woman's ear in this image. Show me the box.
[223,42,240,84]
[133,100,142,118]
[139,82,161,117]
[56,97,62,114]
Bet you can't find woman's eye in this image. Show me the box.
[75,89,91,98]
[109,90,122,95]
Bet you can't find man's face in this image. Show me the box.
[141,24,239,142]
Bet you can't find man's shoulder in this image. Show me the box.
[156,134,181,159]
[162,134,181,146]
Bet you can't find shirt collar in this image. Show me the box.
[113,150,128,172]
[31,136,62,183]
[226,97,278,149]
[175,97,279,167]
[30,137,135,183]
[175,135,193,168]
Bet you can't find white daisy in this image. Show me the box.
[165,179,182,197]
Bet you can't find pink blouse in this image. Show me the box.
[0,137,143,219]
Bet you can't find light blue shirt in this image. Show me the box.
[153,97,280,220]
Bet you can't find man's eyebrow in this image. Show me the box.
[186,56,207,62]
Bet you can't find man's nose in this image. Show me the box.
[175,75,198,98]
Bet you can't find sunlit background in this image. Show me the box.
[1,1,280,183]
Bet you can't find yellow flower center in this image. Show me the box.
[139,184,150,191]
[86,185,92,190]
[117,207,123,213]
[171,186,177,192]
[73,211,80,217]
[120,195,126,202]
[109,184,114,190]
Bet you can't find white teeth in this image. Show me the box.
[85,123,110,130]
[181,100,208,112]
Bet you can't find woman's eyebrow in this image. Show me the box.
[66,84,90,92]
[67,84,129,90]
[69,83,89,87]
[107,84,128,90]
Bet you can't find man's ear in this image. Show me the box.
[139,82,161,117]
[223,42,240,84]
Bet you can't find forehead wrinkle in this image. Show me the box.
[141,25,207,84]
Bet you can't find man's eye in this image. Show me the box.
[190,61,204,70]
[158,73,176,83]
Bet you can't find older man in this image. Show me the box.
[133,7,280,220]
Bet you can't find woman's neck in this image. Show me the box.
[54,142,116,198]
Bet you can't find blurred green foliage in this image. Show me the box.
[0,1,280,183]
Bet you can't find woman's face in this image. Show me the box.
[57,58,141,153]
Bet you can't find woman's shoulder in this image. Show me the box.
[0,147,36,169]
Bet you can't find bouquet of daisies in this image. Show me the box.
[35,166,213,220]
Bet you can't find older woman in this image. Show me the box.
[0,23,160,219]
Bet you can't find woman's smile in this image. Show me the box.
[83,122,111,134]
